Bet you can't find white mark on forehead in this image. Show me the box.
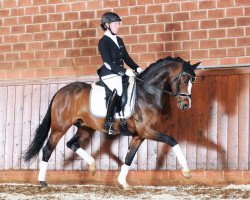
[188,80,192,94]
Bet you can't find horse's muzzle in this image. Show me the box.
[178,97,191,110]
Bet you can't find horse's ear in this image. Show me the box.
[192,62,201,69]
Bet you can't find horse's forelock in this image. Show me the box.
[182,61,196,77]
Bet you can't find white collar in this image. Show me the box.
[104,31,119,48]
[104,30,117,39]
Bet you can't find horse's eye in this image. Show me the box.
[181,77,189,84]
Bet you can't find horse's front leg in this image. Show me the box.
[153,132,192,179]
[118,136,144,190]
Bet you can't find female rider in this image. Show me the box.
[98,12,143,135]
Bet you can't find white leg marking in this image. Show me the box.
[38,161,48,181]
[172,144,189,171]
[76,148,95,165]
[118,164,130,185]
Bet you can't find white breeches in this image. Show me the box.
[101,74,123,96]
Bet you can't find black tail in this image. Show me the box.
[24,96,55,161]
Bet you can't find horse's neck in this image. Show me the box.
[141,66,170,86]
[137,76,170,113]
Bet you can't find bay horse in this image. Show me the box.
[24,56,200,190]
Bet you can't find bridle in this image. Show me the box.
[171,70,196,99]
[135,70,196,99]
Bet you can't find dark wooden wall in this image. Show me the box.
[0,67,249,171]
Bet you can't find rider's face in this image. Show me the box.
[108,21,120,34]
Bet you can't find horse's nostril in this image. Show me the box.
[182,104,188,110]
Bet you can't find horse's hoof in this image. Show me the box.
[182,169,192,179]
[39,181,48,187]
[89,162,96,176]
[119,183,133,190]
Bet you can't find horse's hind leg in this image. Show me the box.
[66,126,96,175]
[38,129,68,187]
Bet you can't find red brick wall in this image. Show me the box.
[0,0,250,80]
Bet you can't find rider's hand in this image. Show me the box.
[125,69,135,77]
[136,67,144,74]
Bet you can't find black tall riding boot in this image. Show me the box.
[104,89,119,135]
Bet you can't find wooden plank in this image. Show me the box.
[47,83,58,170]
[129,136,138,170]
[21,85,32,169]
[137,139,148,170]
[100,134,110,170]
[91,131,101,170]
[63,126,74,170]
[186,82,198,170]
[227,75,239,170]
[38,84,50,167]
[109,136,119,170]
[196,67,250,77]
[29,85,41,170]
[249,75,250,171]
[165,128,176,170]
[147,140,158,170]
[196,76,209,170]
[156,139,167,170]
[72,126,82,171]
[0,87,8,170]
[118,134,129,169]
[0,87,7,170]
[72,159,82,170]
[82,128,92,171]
[176,99,188,170]
[55,83,66,170]
[217,75,229,170]
[4,86,15,169]
[238,74,249,170]
[166,98,178,170]
[207,76,218,170]
[13,86,24,169]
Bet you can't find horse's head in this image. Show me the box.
[137,56,201,111]
[169,60,200,110]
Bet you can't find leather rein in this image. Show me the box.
[134,71,194,98]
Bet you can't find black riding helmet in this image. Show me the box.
[100,12,122,33]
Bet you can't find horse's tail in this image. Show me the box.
[23,95,55,162]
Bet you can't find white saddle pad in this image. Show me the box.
[89,78,136,119]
